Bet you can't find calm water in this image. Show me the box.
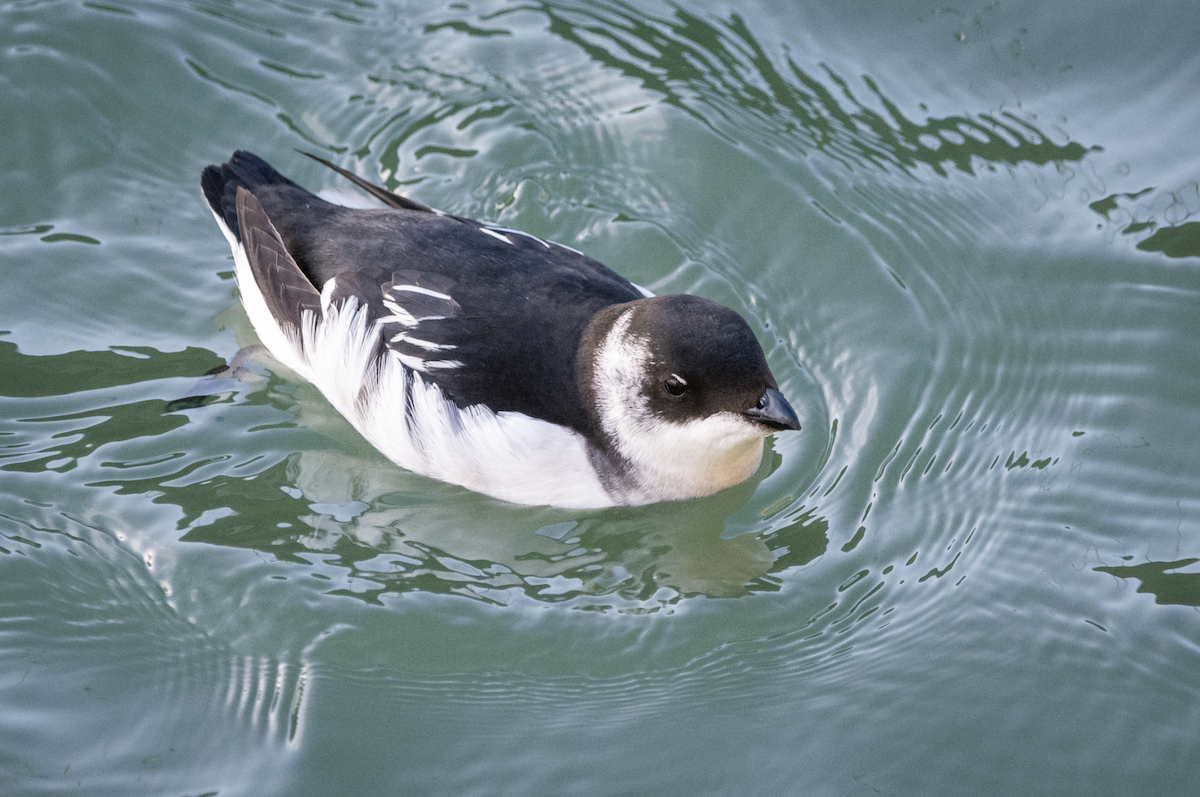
[3,0,1199,794]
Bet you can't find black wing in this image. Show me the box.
[355,224,642,434]
[203,151,645,434]
[235,187,322,337]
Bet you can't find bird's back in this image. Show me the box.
[201,151,644,433]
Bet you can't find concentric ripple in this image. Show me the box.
[3,0,1200,794]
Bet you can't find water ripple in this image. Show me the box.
[0,501,307,792]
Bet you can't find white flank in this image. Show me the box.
[214,210,612,508]
[214,209,314,381]
[361,360,611,508]
[592,308,767,503]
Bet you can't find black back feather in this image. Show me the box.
[201,151,646,434]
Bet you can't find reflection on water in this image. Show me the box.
[505,0,1090,175]
[0,340,223,474]
[0,223,100,244]
[1096,559,1200,607]
[1137,222,1200,258]
[147,387,829,609]
[192,0,1099,201]
[0,503,309,781]
[0,337,222,399]
[171,443,830,609]
[272,0,1105,206]
[1091,183,1200,258]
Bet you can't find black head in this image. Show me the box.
[611,294,801,432]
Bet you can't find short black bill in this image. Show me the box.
[745,388,801,432]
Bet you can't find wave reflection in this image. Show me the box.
[134,434,832,611]
[471,0,1092,175]
[0,501,305,790]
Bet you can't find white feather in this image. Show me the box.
[389,284,454,301]
[550,240,586,257]
[390,333,456,352]
[379,301,421,328]
[477,227,512,245]
[482,224,551,249]
[320,277,338,315]
[315,186,382,210]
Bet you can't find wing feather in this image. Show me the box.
[235,187,322,336]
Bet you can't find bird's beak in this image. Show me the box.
[745,388,801,432]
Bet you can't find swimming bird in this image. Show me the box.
[200,151,800,508]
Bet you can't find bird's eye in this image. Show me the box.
[664,374,687,397]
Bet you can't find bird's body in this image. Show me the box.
[201,151,799,508]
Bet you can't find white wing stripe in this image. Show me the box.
[389,348,427,372]
[478,227,513,245]
[483,224,551,249]
[389,333,456,352]
[550,241,585,256]
[390,284,454,301]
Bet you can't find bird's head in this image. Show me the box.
[580,294,800,502]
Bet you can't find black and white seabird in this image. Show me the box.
[200,151,800,508]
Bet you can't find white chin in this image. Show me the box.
[623,413,768,502]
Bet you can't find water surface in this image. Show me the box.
[2,1,1199,795]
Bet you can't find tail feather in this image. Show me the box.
[200,151,304,241]
[298,151,433,213]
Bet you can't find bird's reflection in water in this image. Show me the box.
[282,430,814,608]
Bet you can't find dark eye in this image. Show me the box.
[663,374,687,397]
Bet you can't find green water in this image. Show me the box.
[3,0,1199,794]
